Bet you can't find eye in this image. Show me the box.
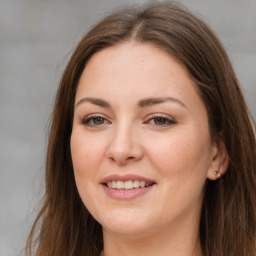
[147,114,176,127]
[81,115,110,127]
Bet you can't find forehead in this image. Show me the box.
[75,42,200,108]
[81,42,190,81]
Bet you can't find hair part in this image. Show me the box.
[26,2,256,256]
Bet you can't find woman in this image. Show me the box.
[26,2,256,256]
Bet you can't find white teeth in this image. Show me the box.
[125,180,133,189]
[106,180,153,189]
[133,180,140,188]
[112,180,117,189]
[140,181,146,188]
[116,181,124,189]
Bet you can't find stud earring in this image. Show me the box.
[214,170,221,178]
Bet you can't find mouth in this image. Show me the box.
[104,180,155,190]
[100,174,156,199]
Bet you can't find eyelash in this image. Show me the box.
[146,114,176,126]
[81,115,109,127]
[81,114,176,128]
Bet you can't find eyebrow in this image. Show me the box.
[75,96,187,109]
[75,97,111,108]
[138,97,187,109]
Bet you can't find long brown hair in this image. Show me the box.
[26,2,256,255]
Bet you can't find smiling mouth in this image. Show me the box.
[104,180,155,190]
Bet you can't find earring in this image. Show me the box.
[214,170,221,178]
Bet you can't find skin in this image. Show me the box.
[70,42,228,256]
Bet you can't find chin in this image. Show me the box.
[103,222,154,237]
[96,209,159,237]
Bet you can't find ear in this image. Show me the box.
[207,135,229,181]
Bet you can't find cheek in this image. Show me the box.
[70,130,107,212]
[70,130,106,182]
[145,129,211,216]
[145,127,211,179]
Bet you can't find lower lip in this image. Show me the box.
[102,185,155,200]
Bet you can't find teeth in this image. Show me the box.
[133,180,140,188]
[125,180,133,189]
[106,180,152,189]
[140,181,145,188]
[112,180,117,189]
[116,181,124,189]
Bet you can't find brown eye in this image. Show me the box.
[93,117,105,125]
[153,117,168,125]
[152,117,176,126]
[81,116,109,127]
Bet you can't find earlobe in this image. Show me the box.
[207,136,229,181]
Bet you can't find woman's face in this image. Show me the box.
[71,42,220,237]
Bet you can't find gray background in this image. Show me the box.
[0,0,255,255]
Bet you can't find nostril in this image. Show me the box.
[126,156,135,160]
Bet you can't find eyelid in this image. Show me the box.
[80,113,111,127]
[145,113,177,126]
[80,113,176,128]
[82,113,107,119]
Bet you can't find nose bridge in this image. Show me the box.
[106,118,142,164]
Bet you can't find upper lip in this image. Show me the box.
[101,174,156,184]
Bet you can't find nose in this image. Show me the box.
[106,124,143,165]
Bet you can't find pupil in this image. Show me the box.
[94,117,104,124]
[155,117,166,125]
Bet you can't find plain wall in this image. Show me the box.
[0,0,255,255]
